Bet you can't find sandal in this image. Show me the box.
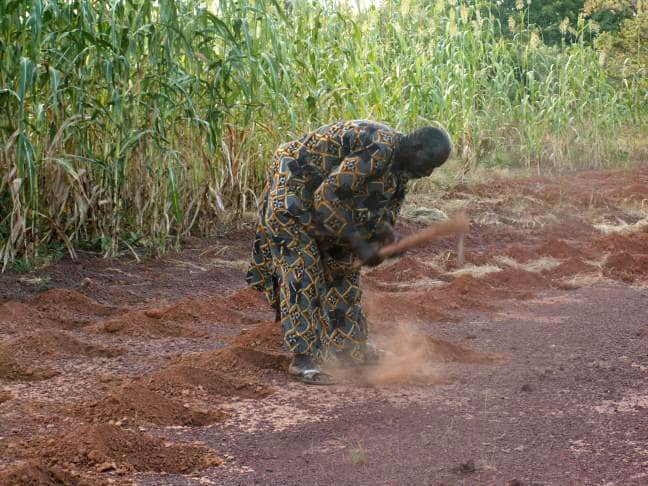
[361,344,386,366]
[299,369,336,386]
[288,354,336,385]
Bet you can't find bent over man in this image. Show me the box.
[247,120,451,384]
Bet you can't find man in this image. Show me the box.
[247,120,451,384]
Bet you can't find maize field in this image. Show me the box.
[0,0,645,267]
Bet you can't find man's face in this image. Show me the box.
[405,149,441,178]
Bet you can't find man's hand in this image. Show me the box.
[373,223,405,259]
[353,240,384,267]
[375,223,399,246]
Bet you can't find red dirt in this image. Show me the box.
[187,346,290,376]
[366,269,548,325]
[484,267,549,292]
[31,289,118,318]
[142,320,285,401]
[221,287,270,312]
[0,391,12,404]
[542,257,599,279]
[0,290,117,333]
[0,301,55,333]
[502,244,540,263]
[1,330,121,359]
[536,238,590,260]
[365,256,443,283]
[143,364,273,400]
[364,290,453,324]
[229,319,284,350]
[0,461,83,486]
[438,274,508,306]
[21,424,222,474]
[503,239,594,263]
[621,183,648,199]
[77,382,226,426]
[94,310,203,338]
[143,290,268,327]
[423,336,502,364]
[0,353,59,382]
[593,230,648,254]
[1,164,648,484]
[603,251,648,282]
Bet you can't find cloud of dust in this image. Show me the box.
[324,322,448,386]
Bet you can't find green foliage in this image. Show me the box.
[494,0,587,44]
[583,1,639,36]
[0,0,645,268]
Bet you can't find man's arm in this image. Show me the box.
[373,175,408,243]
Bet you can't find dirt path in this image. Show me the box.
[184,284,647,485]
[1,166,647,485]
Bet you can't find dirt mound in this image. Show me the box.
[1,330,121,359]
[31,289,117,320]
[593,231,648,254]
[0,301,53,333]
[0,353,58,382]
[365,256,442,283]
[143,291,267,327]
[536,239,588,260]
[230,319,283,350]
[0,290,118,334]
[79,382,225,426]
[28,424,221,473]
[0,461,82,486]
[190,345,290,376]
[621,183,648,200]
[95,310,203,338]
[502,245,539,263]
[532,183,611,208]
[364,290,452,325]
[603,252,648,282]
[0,390,12,404]
[144,364,273,399]
[542,257,599,280]
[221,287,269,312]
[484,268,549,292]
[436,274,511,308]
[144,321,285,400]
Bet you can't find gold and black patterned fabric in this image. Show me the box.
[247,120,408,361]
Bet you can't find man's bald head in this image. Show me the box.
[394,126,452,178]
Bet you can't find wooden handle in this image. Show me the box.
[378,210,470,259]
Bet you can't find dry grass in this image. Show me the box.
[594,218,648,235]
[556,273,610,290]
[345,441,367,466]
[447,264,502,278]
[494,256,562,273]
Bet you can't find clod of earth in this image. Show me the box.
[75,382,226,426]
[23,424,222,474]
[0,461,82,486]
[1,330,121,360]
[0,353,59,382]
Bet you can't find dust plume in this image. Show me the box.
[324,322,498,386]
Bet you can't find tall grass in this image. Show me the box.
[0,0,645,267]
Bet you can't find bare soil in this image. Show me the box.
[1,166,647,484]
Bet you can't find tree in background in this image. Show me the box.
[494,0,587,44]
[584,0,636,32]
[585,0,647,94]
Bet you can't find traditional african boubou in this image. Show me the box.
[246,120,451,381]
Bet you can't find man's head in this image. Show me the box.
[394,126,452,178]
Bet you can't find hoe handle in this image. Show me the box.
[378,210,470,260]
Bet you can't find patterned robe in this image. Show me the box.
[247,120,408,361]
